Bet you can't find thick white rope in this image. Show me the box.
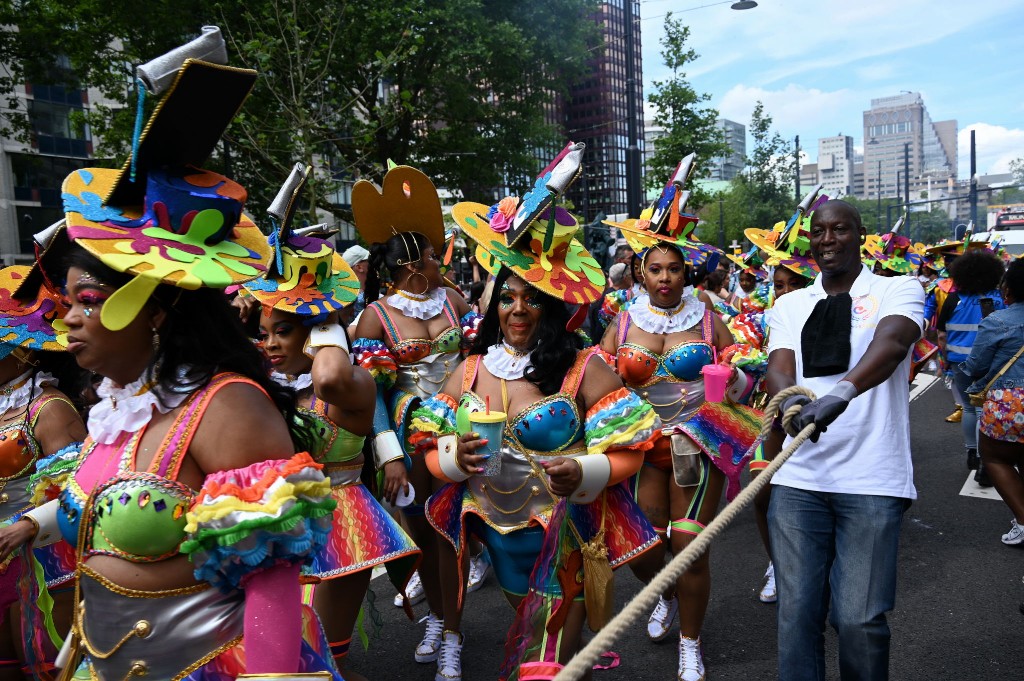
[554,386,818,680]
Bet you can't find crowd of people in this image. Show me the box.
[0,28,1020,681]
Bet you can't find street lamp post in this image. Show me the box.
[718,197,726,249]
[876,160,882,233]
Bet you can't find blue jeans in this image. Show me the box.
[768,485,909,681]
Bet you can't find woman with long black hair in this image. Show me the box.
[411,188,660,680]
[0,35,343,680]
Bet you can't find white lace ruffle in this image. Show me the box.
[629,290,705,335]
[386,287,447,321]
[482,342,533,380]
[0,371,57,414]
[270,371,313,392]
[88,373,190,445]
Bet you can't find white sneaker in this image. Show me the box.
[1002,519,1024,546]
[395,570,426,607]
[414,612,444,663]
[677,635,705,681]
[434,630,463,681]
[647,595,678,641]
[759,562,777,603]
[466,553,491,593]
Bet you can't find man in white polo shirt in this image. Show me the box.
[766,200,924,680]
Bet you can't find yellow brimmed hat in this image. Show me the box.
[243,163,360,317]
[351,164,446,254]
[603,153,720,267]
[745,184,826,280]
[451,142,605,312]
[61,26,270,331]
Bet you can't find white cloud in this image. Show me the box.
[717,84,863,140]
[958,124,1024,177]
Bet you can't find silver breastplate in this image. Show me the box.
[633,379,704,429]
[79,568,244,680]
[394,352,460,400]
[466,443,582,532]
[0,473,33,522]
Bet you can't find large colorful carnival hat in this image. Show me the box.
[603,153,721,267]
[863,213,923,274]
[745,184,826,281]
[727,246,768,279]
[60,26,270,331]
[351,163,446,255]
[242,163,360,317]
[0,265,70,359]
[451,142,605,325]
[923,221,992,256]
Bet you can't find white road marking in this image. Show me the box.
[909,372,939,402]
[959,475,1004,501]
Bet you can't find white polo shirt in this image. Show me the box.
[768,265,925,499]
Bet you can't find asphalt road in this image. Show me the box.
[348,373,1023,680]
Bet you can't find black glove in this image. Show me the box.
[779,394,811,437]
[795,381,858,443]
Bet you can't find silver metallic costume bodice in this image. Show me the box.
[0,473,33,522]
[78,566,244,680]
[394,352,461,401]
[632,378,705,431]
[466,442,585,533]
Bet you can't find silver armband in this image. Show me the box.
[372,430,405,470]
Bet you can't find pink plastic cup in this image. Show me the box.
[702,363,732,402]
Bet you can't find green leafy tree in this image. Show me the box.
[2,0,599,225]
[734,101,793,230]
[645,13,729,210]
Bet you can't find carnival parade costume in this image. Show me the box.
[34,28,344,680]
[422,143,661,680]
[0,262,81,676]
[605,155,763,506]
[349,164,480,507]
[243,164,420,602]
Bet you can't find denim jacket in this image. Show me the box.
[958,302,1024,393]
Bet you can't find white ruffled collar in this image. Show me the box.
[88,372,191,445]
[482,342,533,380]
[0,371,57,414]
[271,371,313,392]
[386,287,447,320]
[629,289,705,335]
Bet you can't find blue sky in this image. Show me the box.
[639,0,1024,180]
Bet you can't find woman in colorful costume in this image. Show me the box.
[737,192,824,605]
[0,244,87,680]
[350,164,479,672]
[415,142,660,680]
[243,164,421,678]
[0,30,343,680]
[602,154,762,681]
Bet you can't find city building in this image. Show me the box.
[708,118,745,182]
[862,92,956,201]
[816,134,855,197]
[562,0,644,221]
[0,54,114,263]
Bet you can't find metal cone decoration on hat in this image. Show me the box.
[451,142,605,313]
[745,184,826,280]
[60,26,270,331]
[603,153,721,267]
[242,163,359,317]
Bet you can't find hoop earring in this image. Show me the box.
[407,271,430,295]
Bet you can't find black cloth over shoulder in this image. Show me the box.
[800,292,853,378]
